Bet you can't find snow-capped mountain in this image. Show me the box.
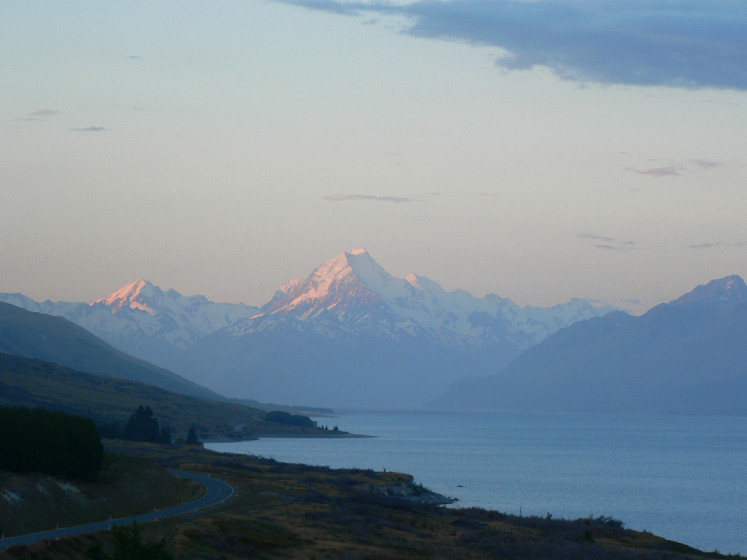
[672,274,746,306]
[179,249,615,407]
[89,279,259,345]
[237,248,612,348]
[0,280,258,374]
[1,249,614,408]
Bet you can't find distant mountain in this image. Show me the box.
[433,275,747,415]
[0,280,258,374]
[0,301,222,401]
[0,250,613,408]
[180,249,614,408]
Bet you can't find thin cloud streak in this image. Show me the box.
[625,159,734,178]
[280,0,747,90]
[626,165,682,177]
[690,241,747,250]
[578,233,637,252]
[71,126,107,132]
[578,233,614,242]
[324,193,415,203]
[19,109,59,121]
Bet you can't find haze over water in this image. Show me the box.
[210,411,747,556]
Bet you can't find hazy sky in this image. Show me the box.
[3,1,746,312]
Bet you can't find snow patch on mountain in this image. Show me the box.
[674,275,747,306]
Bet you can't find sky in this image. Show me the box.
[2,0,746,313]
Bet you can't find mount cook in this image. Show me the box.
[0,249,613,408]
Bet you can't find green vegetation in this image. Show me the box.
[0,406,103,481]
[122,406,172,444]
[184,425,201,446]
[264,410,316,427]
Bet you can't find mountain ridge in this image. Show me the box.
[433,275,747,415]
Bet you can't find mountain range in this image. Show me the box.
[0,249,613,408]
[433,275,747,415]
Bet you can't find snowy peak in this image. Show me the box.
[254,249,615,346]
[92,279,163,313]
[674,275,747,306]
[263,249,388,318]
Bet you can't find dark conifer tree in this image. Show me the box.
[185,424,200,445]
[123,405,160,443]
[159,424,172,445]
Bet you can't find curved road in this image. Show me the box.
[1,470,233,550]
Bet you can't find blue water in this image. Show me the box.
[208,412,747,555]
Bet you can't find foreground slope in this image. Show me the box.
[0,352,328,440]
[0,301,223,401]
[434,275,747,415]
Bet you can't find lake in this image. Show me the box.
[208,411,747,555]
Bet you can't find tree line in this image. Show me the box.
[0,406,103,481]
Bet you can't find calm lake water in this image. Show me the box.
[208,411,747,555]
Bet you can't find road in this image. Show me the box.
[1,470,234,550]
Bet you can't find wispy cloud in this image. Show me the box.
[20,109,59,121]
[626,165,682,177]
[71,126,107,132]
[577,233,614,243]
[625,159,733,178]
[578,233,636,251]
[281,0,747,90]
[324,193,415,203]
[690,241,747,250]
[690,160,721,170]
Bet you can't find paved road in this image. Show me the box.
[1,470,234,550]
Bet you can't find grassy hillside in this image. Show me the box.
[1,441,739,560]
[0,353,336,441]
[0,301,222,401]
